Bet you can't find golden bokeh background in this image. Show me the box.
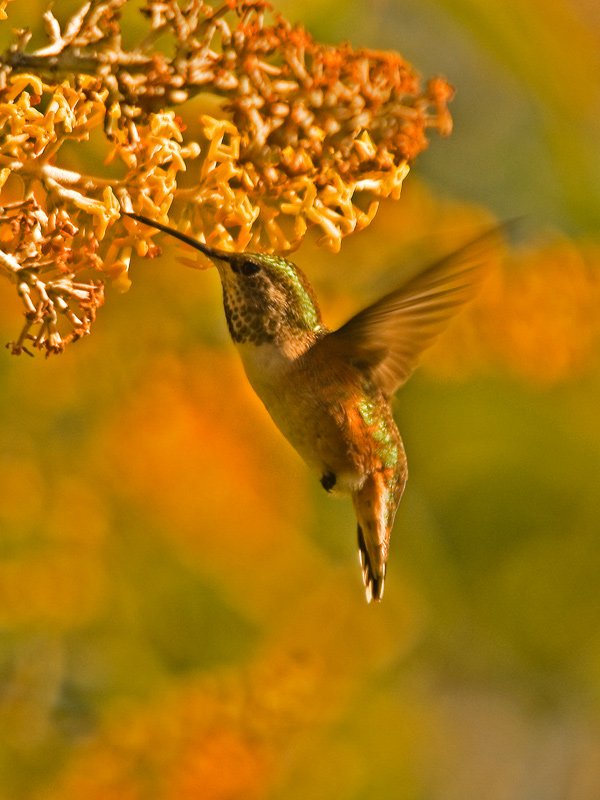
[1,0,600,798]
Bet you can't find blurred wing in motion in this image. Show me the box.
[317,225,509,397]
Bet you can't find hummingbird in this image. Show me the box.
[124,210,502,602]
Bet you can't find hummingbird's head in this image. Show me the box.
[210,251,324,346]
[123,211,324,348]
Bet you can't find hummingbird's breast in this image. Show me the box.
[236,341,405,494]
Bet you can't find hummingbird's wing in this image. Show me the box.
[316,226,506,397]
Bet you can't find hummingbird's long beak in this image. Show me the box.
[122,211,232,263]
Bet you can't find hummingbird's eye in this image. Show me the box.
[239,260,260,277]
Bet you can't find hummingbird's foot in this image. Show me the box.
[320,471,337,492]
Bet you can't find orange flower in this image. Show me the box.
[0,0,452,354]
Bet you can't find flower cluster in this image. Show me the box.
[0,199,105,355]
[0,0,453,354]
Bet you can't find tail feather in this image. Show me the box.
[352,467,405,603]
[357,523,385,602]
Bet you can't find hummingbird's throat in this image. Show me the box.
[221,281,279,345]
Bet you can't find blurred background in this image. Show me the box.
[1,0,600,798]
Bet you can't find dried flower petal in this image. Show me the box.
[0,0,452,354]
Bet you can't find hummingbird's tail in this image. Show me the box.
[352,469,402,603]
[352,470,400,603]
[357,523,386,602]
